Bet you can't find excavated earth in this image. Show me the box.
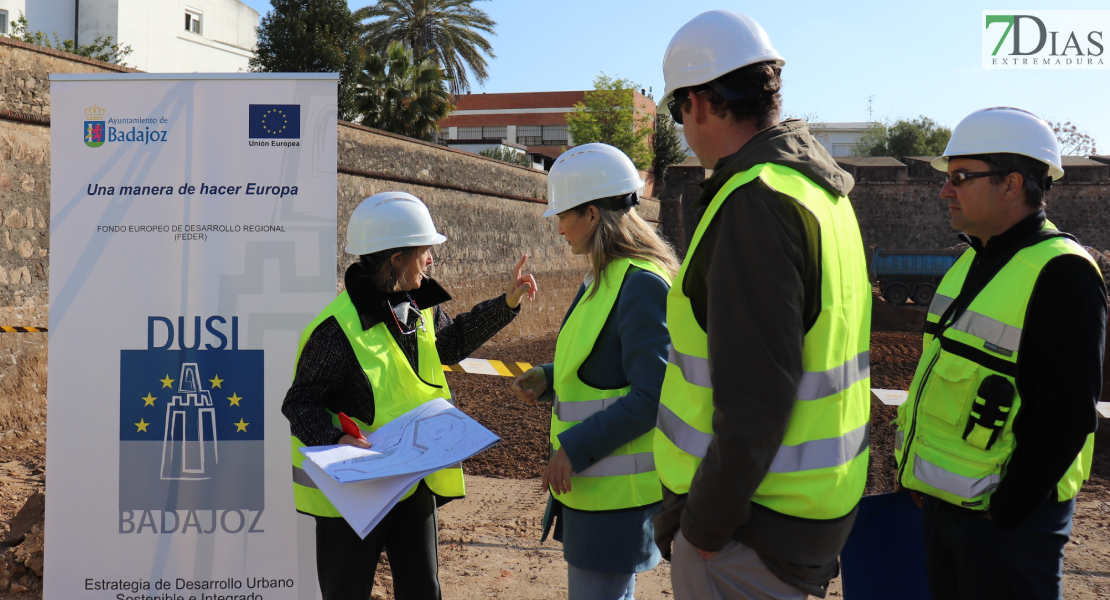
[0,326,1108,598]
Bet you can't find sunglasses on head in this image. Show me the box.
[945,171,1013,187]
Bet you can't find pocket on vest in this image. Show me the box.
[919,353,979,427]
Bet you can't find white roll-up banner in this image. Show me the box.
[47,73,338,600]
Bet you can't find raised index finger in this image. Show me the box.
[514,254,528,278]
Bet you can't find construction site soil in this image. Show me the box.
[0,329,1107,598]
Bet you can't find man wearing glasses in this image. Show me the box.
[894,107,1106,599]
[651,10,871,600]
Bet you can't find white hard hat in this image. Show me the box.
[544,143,643,217]
[931,107,1064,181]
[658,10,785,112]
[344,191,447,255]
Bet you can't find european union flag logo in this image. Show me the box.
[119,349,264,511]
[248,104,300,139]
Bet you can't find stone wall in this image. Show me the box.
[0,118,50,327]
[660,155,1110,255]
[0,37,139,117]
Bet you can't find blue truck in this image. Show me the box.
[870,247,965,306]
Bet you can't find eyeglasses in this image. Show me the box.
[668,90,690,125]
[387,298,426,335]
[945,171,1012,187]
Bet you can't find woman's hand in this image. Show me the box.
[511,367,548,406]
[543,447,575,495]
[338,434,371,449]
[506,254,538,309]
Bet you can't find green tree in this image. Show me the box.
[250,0,364,122]
[565,74,654,171]
[853,116,952,157]
[355,0,496,95]
[355,41,453,141]
[479,146,530,167]
[8,12,132,65]
[653,113,688,182]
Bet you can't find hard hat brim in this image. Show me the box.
[931,154,1065,182]
[344,232,447,256]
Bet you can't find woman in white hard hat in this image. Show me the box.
[282,191,537,600]
[510,143,679,599]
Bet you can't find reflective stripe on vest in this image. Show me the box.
[549,257,672,511]
[914,454,1000,499]
[578,452,657,478]
[657,401,869,473]
[928,293,1023,354]
[667,347,870,400]
[896,233,1099,508]
[289,293,465,517]
[653,163,872,520]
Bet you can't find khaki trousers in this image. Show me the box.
[671,530,808,600]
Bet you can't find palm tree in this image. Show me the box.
[354,0,496,95]
[355,41,454,141]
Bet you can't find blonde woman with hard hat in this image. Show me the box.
[510,143,679,600]
[282,191,537,600]
[893,107,1105,599]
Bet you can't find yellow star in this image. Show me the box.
[142,393,157,406]
[160,375,175,388]
[209,374,224,388]
[228,392,242,406]
[234,418,249,432]
[135,419,149,433]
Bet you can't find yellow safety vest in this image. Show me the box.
[895,231,1098,509]
[653,163,872,520]
[289,291,465,517]
[549,257,672,511]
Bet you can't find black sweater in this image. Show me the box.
[957,211,1106,528]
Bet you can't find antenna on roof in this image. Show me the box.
[865,95,875,122]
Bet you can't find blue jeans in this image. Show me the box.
[922,495,1075,600]
[567,564,636,600]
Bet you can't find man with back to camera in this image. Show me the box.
[651,10,872,599]
[894,107,1106,599]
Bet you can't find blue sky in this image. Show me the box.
[239,0,1110,150]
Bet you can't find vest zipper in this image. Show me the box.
[897,350,941,485]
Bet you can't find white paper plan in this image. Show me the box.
[301,397,501,483]
[298,398,500,537]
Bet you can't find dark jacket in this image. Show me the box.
[653,120,860,597]
[949,211,1106,527]
[281,262,519,448]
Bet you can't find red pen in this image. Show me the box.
[338,412,365,440]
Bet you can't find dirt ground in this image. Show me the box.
[0,329,1107,598]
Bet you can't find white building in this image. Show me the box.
[0,0,258,72]
[676,121,877,158]
[807,122,875,157]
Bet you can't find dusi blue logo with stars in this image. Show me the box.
[119,342,264,534]
[248,104,301,139]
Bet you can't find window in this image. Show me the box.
[517,125,542,146]
[541,125,568,145]
[517,125,566,146]
[482,126,507,140]
[185,9,202,34]
[457,126,483,140]
[0,11,8,36]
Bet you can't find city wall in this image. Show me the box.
[658,155,1110,255]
